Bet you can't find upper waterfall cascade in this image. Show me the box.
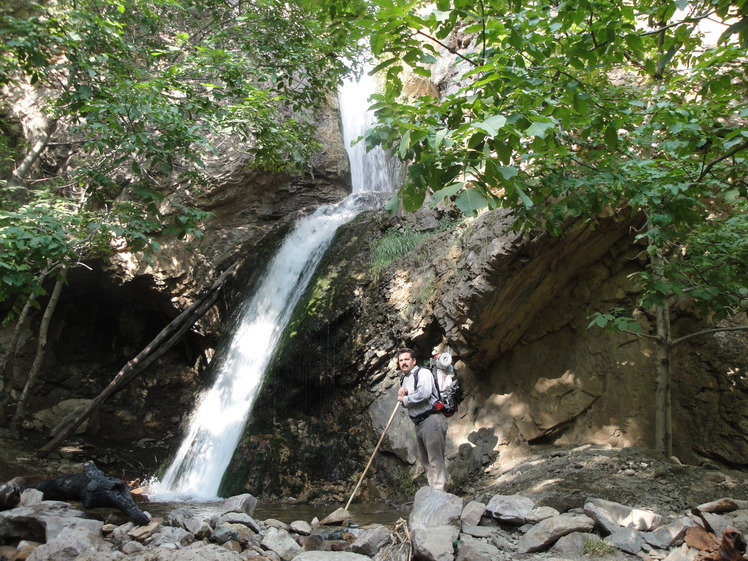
[339,71,404,193]
[151,72,401,499]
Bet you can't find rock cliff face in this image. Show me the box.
[221,202,747,502]
[2,88,746,502]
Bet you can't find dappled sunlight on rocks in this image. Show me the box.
[533,370,581,394]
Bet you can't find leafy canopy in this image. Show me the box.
[0,0,367,320]
[349,0,747,325]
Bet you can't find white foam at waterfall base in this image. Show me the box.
[150,73,401,501]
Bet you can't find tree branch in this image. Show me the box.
[671,325,748,348]
[639,12,715,36]
[414,30,479,68]
[697,139,748,183]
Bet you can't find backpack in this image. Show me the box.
[429,353,464,417]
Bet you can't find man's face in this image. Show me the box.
[398,353,416,374]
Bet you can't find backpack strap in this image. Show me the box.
[428,359,444,402]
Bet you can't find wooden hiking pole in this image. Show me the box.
[345,400,401,511]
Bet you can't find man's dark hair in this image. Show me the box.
[397,347,416,358]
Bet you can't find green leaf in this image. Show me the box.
[515,184,533,208]
[431,181,463,205]
[719,17,748,44]
[473,115,507,136]
[496,166,518,180]
[525,120,555,138]
[455,187,487,216]
[399,130,412,159]
[370,57,399,74]
[402,181,426,212]
[604,125,618,149]
[385,193,400,215]
[411,66,432,77]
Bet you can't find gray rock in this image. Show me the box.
[525,506,560,524]
[294,553,372,561]
[121,541,145,554]
[695,511,729,537]
[724,510,748,536]
[663,543,699,561]
[410,487,463,528]
[411,524,459,561]
[350,523,391,556]
[211,522,256,546]
[103,544,244,560]
[643,516,694,549]
[455,534,500,561]
[290,520,312,536]
[0,501,94,542]
[261,526,303,561]
[585,497,663,531]
[19,488,44,506]
[110,522,135,546]
[27,524,106,561]
[297,534,325,551]
[550,532,601,554]
[517,514,595,553]
[605,526,643,554]
[219,512,261,533]
[221,494,258,517]
[485,494,535,525]
[33,398,93,435]
[489,532,516,552]
[147,526,194,548]
[128,520,162,542]
[460,525,496,539]
[460,501,486,528]
[73,553,125,561]
[583,500,622,535]
[168,507,214,539]
[319,507,351,526]
[166,507,193,527]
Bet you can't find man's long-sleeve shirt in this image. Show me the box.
[400,366,436,419]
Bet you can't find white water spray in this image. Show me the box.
[152,72,399,500]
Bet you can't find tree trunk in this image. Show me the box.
[11,268,68,430]
[0,268,52,426]
[650,240,673,457]
[653,299,672,456]
[36,263,237,457]
[9,119,56,187]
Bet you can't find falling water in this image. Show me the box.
[152,71,400,500]
[339,70,404,192]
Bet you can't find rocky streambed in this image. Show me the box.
[1,445,747,561]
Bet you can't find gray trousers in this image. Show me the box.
[415,413,448,491]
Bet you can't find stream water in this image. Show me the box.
[136,500,405,528]
[148,70,401,518]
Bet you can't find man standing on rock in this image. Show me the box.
[397,347,448,491]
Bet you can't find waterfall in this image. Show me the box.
[152,72,400,500]
[339,71,404,193]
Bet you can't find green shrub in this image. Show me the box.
[370,216,461,275]
[370,226,430,275]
